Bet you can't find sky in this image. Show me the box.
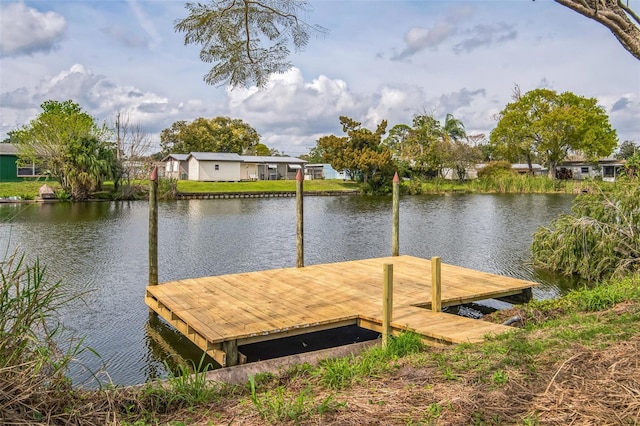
[1,0,639,157]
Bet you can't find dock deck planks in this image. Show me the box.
[146,255,536,366]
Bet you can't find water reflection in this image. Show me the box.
[0,194,577,386]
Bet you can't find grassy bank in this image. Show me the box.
[176,179,359,193]
[0,180,62,199]
[1,176,586,200]
[411,175,586,195]
[3,259,638,424]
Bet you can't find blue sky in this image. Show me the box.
[1,0,638,156]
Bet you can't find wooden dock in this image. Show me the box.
[145,255,536,367]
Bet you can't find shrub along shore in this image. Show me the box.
[0,175,588,201]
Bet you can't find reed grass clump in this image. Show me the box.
[0,252,87,424]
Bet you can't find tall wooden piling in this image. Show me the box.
[296,169,304,268]
[149,166,158,286]
[382,263,394,348]
[431,256,442,312]
[392,172,400,256]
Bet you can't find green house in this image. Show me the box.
[0,143,41,182]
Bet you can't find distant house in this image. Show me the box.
[558,158,625,182]
[304,163,347,180]
[510,164,547,176]
[186,152,244,181]
[0,143,42,182]
[162,153,190,180]
[162,152,307,182]
[442,167,479,181]
[241,156,306,181]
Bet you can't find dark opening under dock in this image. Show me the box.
[145,255,536,367]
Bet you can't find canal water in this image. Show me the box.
[0,193,575,386]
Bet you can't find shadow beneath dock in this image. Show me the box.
[238,325,381,363]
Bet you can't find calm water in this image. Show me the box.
[0,194,575,386]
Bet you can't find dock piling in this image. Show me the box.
[296,169,304,268]
[149,166,158,287]
[392,172,400,256]
[431,257,442,312]
[222,340,239,367]
[382,263,394,348]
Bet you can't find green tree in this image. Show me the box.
[318,116,393,192]
[10,100,115,200]
[299,145,325,163]
[406,114,444,177]
[442,113,467,142]
[617,140,639,159]
[175,0,326,88]
[446,140,482,182]
[160,116,260,155]
[251,143,272,156]
[490,88,618,178]
[623,151,640,178]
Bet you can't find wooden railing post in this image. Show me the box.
[296,169,304,268]
[382,263,393,348]
[392,172,400,256]
[431,256,441,312]
[149,166,158,287]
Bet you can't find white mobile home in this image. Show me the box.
[162,152,307,181]
[187,152,243,182]
[304,163,346,180]
[241,156,306,180]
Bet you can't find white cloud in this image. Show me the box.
[392,5,474,60]
[0,2,67,57]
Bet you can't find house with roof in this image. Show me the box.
[162,152,307,182]
[240,156,306,181]
[186,152,244,181]
[0,143,42,182]
[162,153,190,180]
[304,163,347,180]
[557,157,626,182]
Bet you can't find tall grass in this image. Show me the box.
[0,251,88,424]
[404,175,583,195]
[469,175,580,193]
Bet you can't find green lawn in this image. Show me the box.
[0,179,359,199]
[177,179,359,193]
[0,180,61,199]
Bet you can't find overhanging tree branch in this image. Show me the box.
[554,0,640,60]
[176,0,327,88]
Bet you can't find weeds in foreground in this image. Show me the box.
[317,331,425,390]
[248,375,343,424]
[0,251,91,425]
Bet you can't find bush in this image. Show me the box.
[532,180,640,282]
[477,161,515,179]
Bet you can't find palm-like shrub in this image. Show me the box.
[532,179,640,282]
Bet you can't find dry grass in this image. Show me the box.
[136,325,638,425]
